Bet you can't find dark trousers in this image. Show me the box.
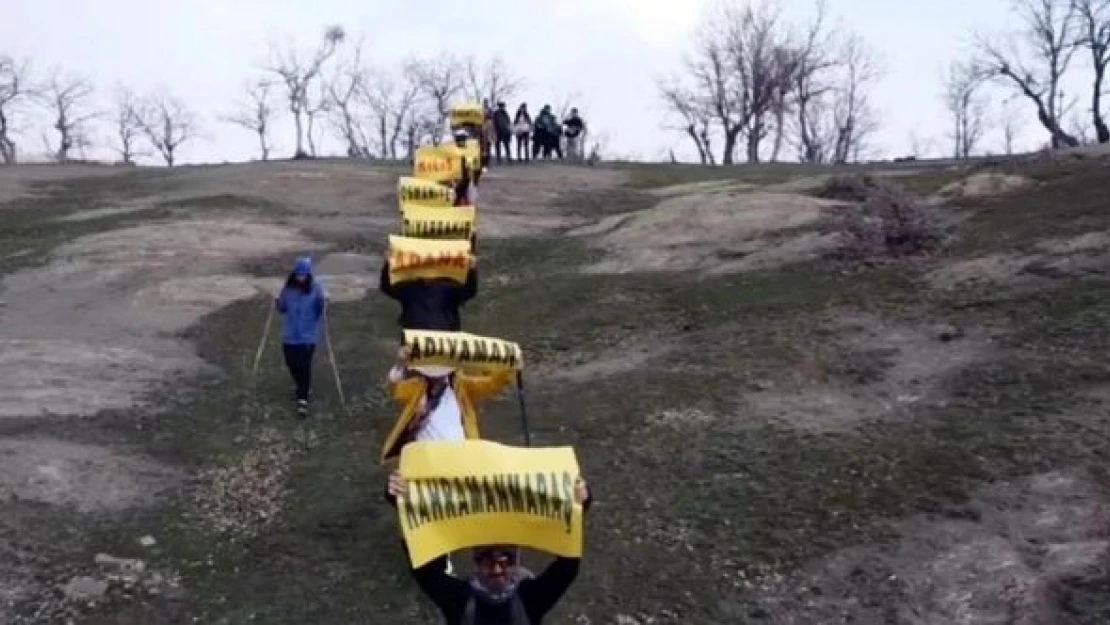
[515,134,530,161]
[282,343,315,401]
[495,135,511,163]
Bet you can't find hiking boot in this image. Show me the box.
[296,399,308,418]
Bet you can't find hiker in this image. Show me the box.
[378,253,478,332]
[480,100,494,170]
[493,102,513,164]
[534,105,562,160]
[513,104,532,163]
[385,470,593,624]
[380,344,517,462]
[451,128,475,206]
[274,255,328,417]
[563,108,586,161]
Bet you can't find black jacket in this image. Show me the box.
[379,261,478,331]
[493,109,512,137]
[385,488,593,625]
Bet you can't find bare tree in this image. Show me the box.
[943,60,990,158]
[406,53,464,144]
[790,1,839,163]
[678,5,750,165]
[718,1,797,163]
[975,0,1080,148]
[265,25,345,158]
[363,67,420,159]
[222,79,276,161]
[1072,0,1110,142]
[110,85,145,164]
[37,69,97,162]
[304,79,329,157]
[0,54,35,164]
[324,42,371,158]
[998,97,1024,154]
[136,91,198,167]
[464,55,523,106]
[830,33,883,163]
[657,79,715,164]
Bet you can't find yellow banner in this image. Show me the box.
[403,329,522,374]
[397,440,583,568]
[388,235,472,285]
[449,103,484,128]
[414,145,463,183]
[402,205,476,240]
[398,176,455,209]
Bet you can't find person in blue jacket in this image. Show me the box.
[274,256,328,417]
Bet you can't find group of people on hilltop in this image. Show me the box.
[479,99,587,166]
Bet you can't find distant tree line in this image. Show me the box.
[0,25,535,166]
[659,0,1109,165]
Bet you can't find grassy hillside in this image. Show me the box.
[1,153,1108,624]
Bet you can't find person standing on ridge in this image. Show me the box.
[493,102,513,164]
[563,108,586,161]
[513,103,532,163]
[274,255,328,418]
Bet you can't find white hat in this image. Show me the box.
[412,365,456,377]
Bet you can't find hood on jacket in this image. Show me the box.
[293,256,313,276]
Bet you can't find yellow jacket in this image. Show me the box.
[380,370,515,463]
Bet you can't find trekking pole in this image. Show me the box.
[252,303,275,376]
[323,309,349,415]
[515,371,531,447]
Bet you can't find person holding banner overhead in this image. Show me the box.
[379,345,515,463]
[377,253,478,332]
[384,452,593,625]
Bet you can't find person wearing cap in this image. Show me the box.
[274,255,328,417]
[384,469,592,624]
[379,344,516,463]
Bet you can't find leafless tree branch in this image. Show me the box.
[263,24,345,158]
[37,68,97,162]
[135,91,199,166]
[0,54,36,164]
[222,79,277,161]
[974,0,1081,148]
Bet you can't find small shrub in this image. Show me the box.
[821,175,942,260]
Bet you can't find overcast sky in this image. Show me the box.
[3,0,1099,164]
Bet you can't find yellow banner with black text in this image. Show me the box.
[402,329,522,374]
[397,440,583,568]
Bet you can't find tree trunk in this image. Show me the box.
[258,128,269,161]
[721,127,741,165]
[746,125,761,164]
[1094,68,1109,143]
[770,106,786,162]
[293,110,305,156]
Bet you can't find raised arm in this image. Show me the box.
[457,368,515,402]
[456,262,478,304]
[384,473,471,618]
[520,480,593,618]
[379,260,398,300]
